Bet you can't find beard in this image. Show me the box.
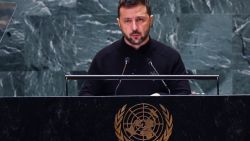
[123,27,150,46]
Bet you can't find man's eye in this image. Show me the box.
[124,19,132,23]
[136,18,145,22]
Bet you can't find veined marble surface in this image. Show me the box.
[0,0,250,96]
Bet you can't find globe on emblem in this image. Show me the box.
[122,103,165,141]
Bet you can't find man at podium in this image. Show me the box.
[79,0,191,96]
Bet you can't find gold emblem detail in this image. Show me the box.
[114,103,173,141]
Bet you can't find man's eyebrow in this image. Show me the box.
[123,15,147,18]
[137,16,147,18]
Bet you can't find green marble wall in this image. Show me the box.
[0,0,250,96]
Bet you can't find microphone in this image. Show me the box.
[146,58,171,94]
[115,57,130,95]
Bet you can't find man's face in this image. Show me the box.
[118,4,153,49]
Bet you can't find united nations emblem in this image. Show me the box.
[114,103,173,141]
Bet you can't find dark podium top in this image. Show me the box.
[0,96,249,141]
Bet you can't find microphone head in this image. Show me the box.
[125,57,130,64]
[146,58,152,65]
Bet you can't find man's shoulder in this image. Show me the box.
[151,39,180,57]
[95,39,121,58]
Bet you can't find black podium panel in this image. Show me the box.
[0,96,249,141]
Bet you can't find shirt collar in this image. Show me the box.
[120,37,152,55]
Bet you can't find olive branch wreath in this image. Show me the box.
[114,104,127,141]
[159,104,173,141]
[114,104,173,141]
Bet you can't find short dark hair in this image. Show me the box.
[118,0,151,18]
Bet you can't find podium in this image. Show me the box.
[0,96,249,141]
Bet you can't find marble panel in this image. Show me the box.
[192,69,232,95]
[75,14,121,71]
[77,0,118,14]
[0,71,24,96]
[232,15,250,94]
[232,15,250,69]
[24,2,77,72]
[177,14,232,70]
[24,71,66,96]
[0,2,25,71]
[233,70,250,94]
[179,0,233,14]
[232,0,250,14]
[77,0,178,15]
[1,0,250,95]
[0,2,16,42]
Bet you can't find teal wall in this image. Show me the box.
[0,0,250,96]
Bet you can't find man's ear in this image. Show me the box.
[150,15,154,27]
[117,18,121,28]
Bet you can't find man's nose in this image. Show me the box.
[132,20,138,31]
